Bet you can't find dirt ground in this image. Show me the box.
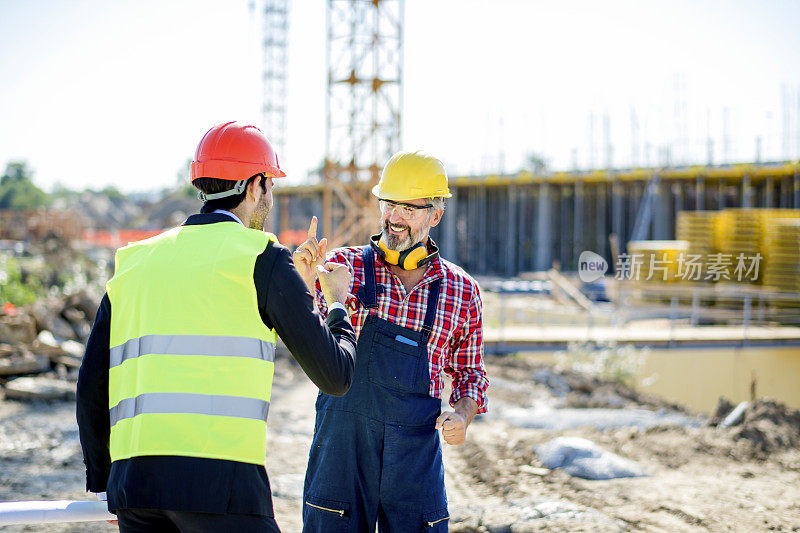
[2,352,800,532]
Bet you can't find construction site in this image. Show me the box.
[2,1,800,531]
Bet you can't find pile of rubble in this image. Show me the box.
[710,397,800,455]
[0,187,200,403]
[0,290,99,401]
[532,366,689,413]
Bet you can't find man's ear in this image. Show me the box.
[429,207,444,229]
[246,176,262,200]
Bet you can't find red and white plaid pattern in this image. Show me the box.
[315,247,488,413]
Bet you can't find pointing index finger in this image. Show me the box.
[308,216,318,240]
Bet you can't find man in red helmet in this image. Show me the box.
[77,121,357,532]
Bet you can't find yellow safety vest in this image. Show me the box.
[106,221,278,465]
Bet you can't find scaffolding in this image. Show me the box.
[260,0,290,156]
[322,0,404,246]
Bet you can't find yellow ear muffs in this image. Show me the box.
[370,234,439,271]
[377,237,402,265]
[401,245,429,270]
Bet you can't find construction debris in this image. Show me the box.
[531,364,687,413]
[0,347,49,376]
[3,376,76,401]
[720,400,750,427]
[29,291,98,344]
[710,397,800,455]
[535,436,648,480]
[0,322,86,400]
[0,314,37,346]
[0,237,104,400]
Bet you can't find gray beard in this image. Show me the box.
[381,219,427,251]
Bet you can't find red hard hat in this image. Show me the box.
[190,121,286,182]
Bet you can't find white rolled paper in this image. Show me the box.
[0,500,115,525]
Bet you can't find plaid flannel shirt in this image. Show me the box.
[315,246,488,413]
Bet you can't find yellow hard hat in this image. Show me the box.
[371,151,452,202]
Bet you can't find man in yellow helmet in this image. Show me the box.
[294,150,489,532]
[77,122,357,532]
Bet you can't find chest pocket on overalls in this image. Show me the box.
[368,329,429,395]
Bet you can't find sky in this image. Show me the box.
[1,0,800,193]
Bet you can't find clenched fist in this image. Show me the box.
[435,411,467,445]
[317,262,351,306]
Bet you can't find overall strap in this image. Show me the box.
[420,278,442,343]
[361,246,378,309]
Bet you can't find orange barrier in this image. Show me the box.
[81,229,164,248]
[83,228,303,249]
[278,229,307,248]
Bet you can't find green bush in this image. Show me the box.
[0,161,50,209]
[0,255,44,307]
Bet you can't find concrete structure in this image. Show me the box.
[270,161,800,276]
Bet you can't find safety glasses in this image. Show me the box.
[379,199,434,218]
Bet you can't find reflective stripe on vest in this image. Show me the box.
[109,334,276,368]
[109,392,270,427]
[106,222,278,465]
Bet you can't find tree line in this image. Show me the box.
[0,161,132,210]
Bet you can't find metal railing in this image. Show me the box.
[482,275,800,354]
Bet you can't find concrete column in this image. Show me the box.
[742,174,752,208]
[535,182,552,271]
[463,188,474,272]
[268,194,280,234]
[560,186,570,269]
[279,196,291,236]
[695,175,705,210]
[653,181,670,240]
[718,178,727,210]
[611,178,623,250]
[595,185,607,257]
[311,197,323,235]
[573,180,584,263]
[781,177,790,208]
[467,188,478,273]
[673,182,684,214]
[672,183,683,240]
[764,176,774,208]
[442,188,457,262]
[506,186,517,277]
[794,170,800,208]
[517,187,528,273]
[477,187,487,274]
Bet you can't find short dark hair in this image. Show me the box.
[194,174,266,213]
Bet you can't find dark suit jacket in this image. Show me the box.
[77,212,356,516]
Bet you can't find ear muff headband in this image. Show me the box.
[370,234,438,271]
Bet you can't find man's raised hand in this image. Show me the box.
[292,216,328,294]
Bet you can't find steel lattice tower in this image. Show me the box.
[260,0,290,156]
[323,0,404,246]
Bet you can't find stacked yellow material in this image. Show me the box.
[714,209,764,257]
[762,218,800,292]
[626,240,690,282]
[712,209,800,284]
[676,211,719,281]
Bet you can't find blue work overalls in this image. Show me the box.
[303,247,450,532]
